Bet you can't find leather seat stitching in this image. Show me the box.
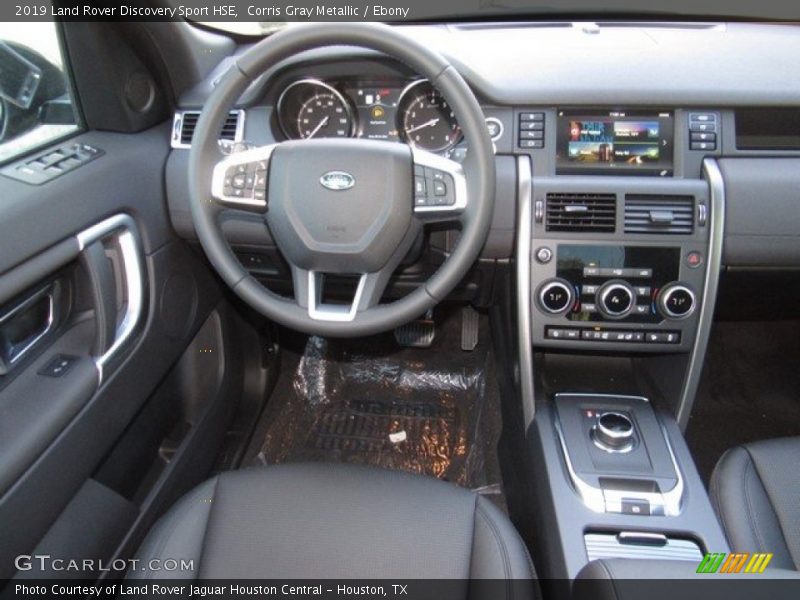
[709,451,734,546]
[476,502,512,599]
[142,490,197,580]
[745,447,796,567]
[743,454,768,551]
[597,560,623,600]
[194,476,220,579]
[508,516,536,576]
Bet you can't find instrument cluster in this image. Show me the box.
[275,78,462,154]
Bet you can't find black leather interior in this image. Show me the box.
[132,463,536,588]
[710,436,800,570]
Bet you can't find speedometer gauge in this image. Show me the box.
[296,92,352,138]
[397,80,461,152]
[277,79,355,140]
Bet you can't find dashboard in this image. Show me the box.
[166,21,800,304]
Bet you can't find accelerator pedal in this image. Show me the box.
[394,310,435,348]
[461,306,480,351]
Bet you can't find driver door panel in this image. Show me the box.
[0,125,229,579]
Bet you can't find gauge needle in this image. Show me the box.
[405,118,440,134]
[306,116,329,139]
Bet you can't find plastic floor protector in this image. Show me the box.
[246,309,502,490]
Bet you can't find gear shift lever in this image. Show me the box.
[592,411,635,453]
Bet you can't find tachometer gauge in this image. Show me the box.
[277,79,355,140]
[397,80,461,152]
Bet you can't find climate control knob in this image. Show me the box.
[658,283,696,320]
[596,280,635,319]
[537,278,575,315]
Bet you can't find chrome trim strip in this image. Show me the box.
[555,411,685,516]
[591,433,635,455]
[554,415,606,513]
[77,214,145,385]
[617,532,668,544]
[411,148,468,214]
[659,425,686,517]
[307,271,367,323]
[516,156,535,428]
[0,286,55,366]
[170,109,245,150]
[555,392,650,404]
[677,159,725,429]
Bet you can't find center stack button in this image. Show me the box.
[596,280,635,319]
[537,278,575,315]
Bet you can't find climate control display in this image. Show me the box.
[555,244,681,324]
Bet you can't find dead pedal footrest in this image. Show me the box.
[394,319,435,348]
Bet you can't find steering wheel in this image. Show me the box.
[188,23,495,337]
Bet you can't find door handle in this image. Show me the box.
[79,241,117,357]
[76,214,146,384]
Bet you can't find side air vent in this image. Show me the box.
[624,195,694,234]
[546,193,616,233]
[171,110,244,149]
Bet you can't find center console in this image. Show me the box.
[531,393,729,580]
[514,106,728,580]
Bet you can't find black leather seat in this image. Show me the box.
[710,437,800,571]
[132,463,535,585]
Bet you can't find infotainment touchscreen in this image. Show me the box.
[555,110,674,176]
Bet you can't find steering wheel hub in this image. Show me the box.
[267,138,413,274]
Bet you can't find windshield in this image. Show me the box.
[195,0,799,35]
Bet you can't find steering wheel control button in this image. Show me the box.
[537,279,575,315]
[592,411,635,453]
[535,246,553,264]
[414,165,457,208]
[219,158,270,203]
[658,284,696,320]
[597,281,635,319]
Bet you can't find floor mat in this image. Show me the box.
[686,320,800,483]
[243,307,504,495]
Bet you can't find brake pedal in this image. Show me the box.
[461,306,480,351]
[394,312,435,348]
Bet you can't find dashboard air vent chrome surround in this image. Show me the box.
[545,193,616,233]
[624,195,694,234]
[171,110,244,149]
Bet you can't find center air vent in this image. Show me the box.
[171,110,243,149]
[546,193,616,233]
[624,195,694,234]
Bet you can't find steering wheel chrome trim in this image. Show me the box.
[307,271,368,322]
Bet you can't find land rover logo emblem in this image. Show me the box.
[320,171,355,191]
